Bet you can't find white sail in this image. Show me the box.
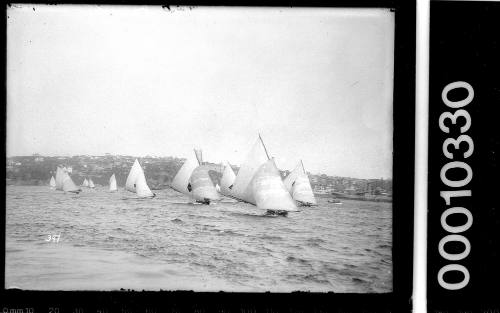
[284,161,317,206]
[89,179,95,188]
[230,137,269,204]
[291,174,317,206]
[190,165,220,202]
[216,183,221,192]
[125,159,141,192]
[82,178,89,187]
[109,174,118,192]
[220,161,236,196]
[135,169,154,198]
[170,157,199,195]
[62,170,81,193]
[49,176,56,189]
[55,167,65,190]
[252,159,297,211]
[125,159,154,197]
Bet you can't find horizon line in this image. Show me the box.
[7,153,393,181]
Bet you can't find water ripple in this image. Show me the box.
[6,186,392,292]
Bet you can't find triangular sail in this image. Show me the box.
[291,174,317,205]
[109,174,118,192]
[252,159,297,211]
[125,159,141,192]
[170,157,198,195]
[216,184,221,192]
[220,161,236,196]
[49,176,56,188]
[89,179,95,188]
[62,171,81,193]
[230,138,269,204]
[190,165,220,201]
[82,178,89,187]
[284,161,317,206]
[125,159,154,197]
[135,169,154,198]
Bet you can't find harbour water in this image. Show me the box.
[5,185,392,292]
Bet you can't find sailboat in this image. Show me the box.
[109,173,118,192]
[49,176,56,189]
[229,135,297,215]
[283,160,317,206]
[82,178,89,187]
[125,159,155,198]
[170,149,220,204]
[88,178,95,189]
[55,166,81,194]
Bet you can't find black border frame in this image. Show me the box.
[427,2,500,312]
[1,1,415,312]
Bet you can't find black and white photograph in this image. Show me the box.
[6,5,396,293]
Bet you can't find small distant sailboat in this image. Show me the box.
[283,160,317,206]
[171,149,220,204]
[229,135,297,215]
[49,176,56,189]
[88,178,95,189]
[82,178,89,187]
[109,173,118,192]
[55,166,81,194]
[125,159,155,198]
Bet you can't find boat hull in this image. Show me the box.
[265,210,289,217]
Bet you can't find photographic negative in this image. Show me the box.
[4,2,414,309]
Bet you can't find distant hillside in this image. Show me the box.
[6,154,391,194]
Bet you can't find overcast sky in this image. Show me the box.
[7,5,394,179]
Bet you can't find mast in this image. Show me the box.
[194,148,203,165]
[258,133,270,160]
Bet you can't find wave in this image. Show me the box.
[216,229,243,236]
[286,256,311,266]
[261,235,282,241]
[6,186,393,293]
[305,237,326,247]
[287,273,330,285]
[352,277,369,284]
